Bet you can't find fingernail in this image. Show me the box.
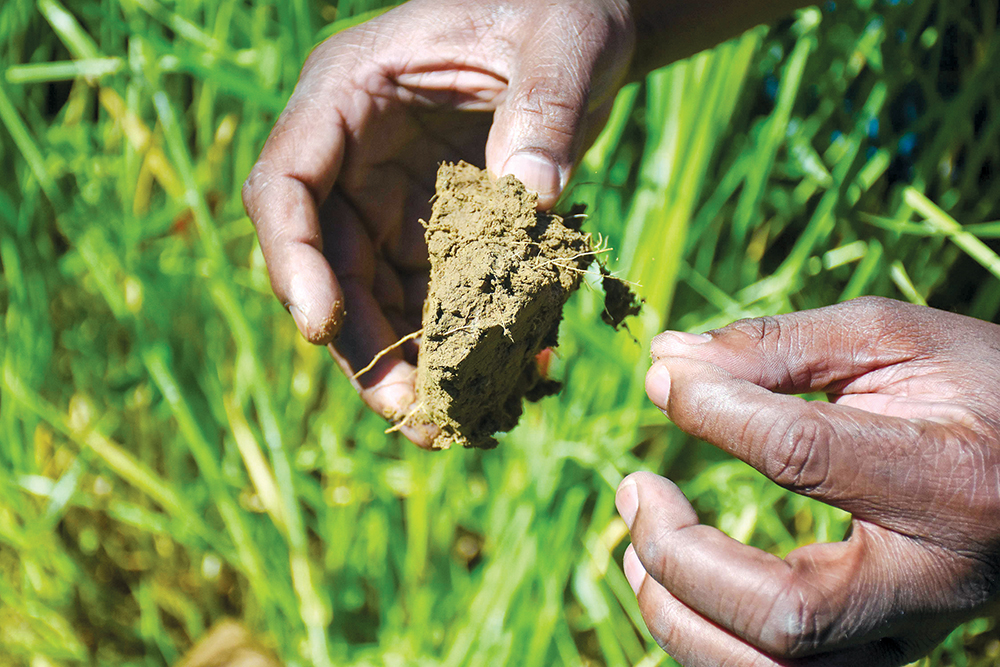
[669,331,713,345]
[366,363,419,421]
[289,305,310,339]
[623,544,645,595]
[651,331,712,359]
[401,419,442,451]
[616,478,638,529]
[645,363,671,408]
[502,150,562,206]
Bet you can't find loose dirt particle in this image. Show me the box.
[600,266,643,330]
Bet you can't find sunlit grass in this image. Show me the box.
[1,0,998,665]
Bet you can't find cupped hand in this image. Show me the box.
[618,296,1000,666]
[242,0,635,446]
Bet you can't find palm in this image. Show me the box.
[830,358,997,423]
[322,109,494,373]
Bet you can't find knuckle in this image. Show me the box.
[301,40,362,92]
[945,551,999,608]
[712,315,821,388]
[944,406,995,437]
[717,315,784,347]
[241,168,268,223]
[509,79,584,126]
[560,4,612,47]
[673,382,720,436]
[441,3,501,50]
[241,170,260,215]
[844,294,901,317]
[646,600,682,654]
[241,177,254,213]
[300,41,330,75]
[935,439,1000,552]
[760,589,827,658]
[840,295,909,341]
[241,167,281,233]
[302,30,383,98]
[761,413,834,493]
[642,525,679,584]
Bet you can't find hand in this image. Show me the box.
[616,297,1000,666]
[242,0,635,446]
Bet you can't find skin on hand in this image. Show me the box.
[616,296,1000,666]
[242,0,635,446]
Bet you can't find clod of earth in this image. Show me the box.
[409,162,641,450]
[600,265,643,330]
[413,162,596,449]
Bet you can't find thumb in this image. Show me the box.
[650,297,934,394]
[485,37,594,209]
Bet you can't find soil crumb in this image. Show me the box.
[415,162,594,449]
[601,265,643,330]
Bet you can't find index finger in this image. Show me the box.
[618,473,949,661]
[650,297,993,401]
[642,352,992,536]
[242,59,352,344]
[622,546,929,667]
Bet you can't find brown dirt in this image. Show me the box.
[414,162,595,449]
[600,265,643,330]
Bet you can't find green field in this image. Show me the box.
[2,0,999,665]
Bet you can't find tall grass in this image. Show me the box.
[1,0,998,665]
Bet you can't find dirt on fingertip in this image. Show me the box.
[413,161,638,450]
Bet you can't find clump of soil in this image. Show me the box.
[415,162,595,449]
[600,265,643,330]
[412,162,642,449]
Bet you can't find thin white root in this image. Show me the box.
[442,324,477,337]
[532,248,611,272]
[384,401,426,434]
[352,328,424,380]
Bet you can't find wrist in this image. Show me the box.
[627,0,811,78]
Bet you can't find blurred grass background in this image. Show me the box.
[2,0,1000,665]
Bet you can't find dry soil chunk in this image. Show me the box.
[416,162,593,449]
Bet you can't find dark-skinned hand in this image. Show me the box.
[242,0,635,446]
[617,297,1000,666]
